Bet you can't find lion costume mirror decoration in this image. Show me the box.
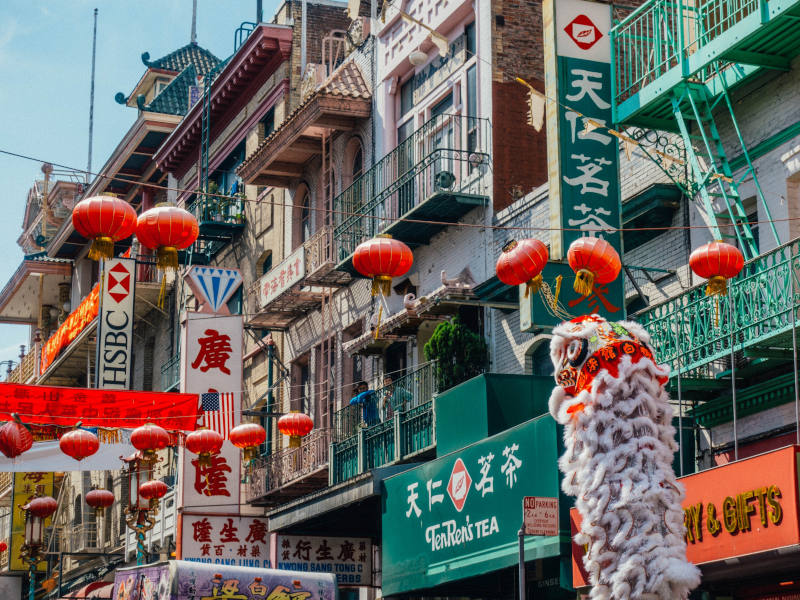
[549,314,700,600]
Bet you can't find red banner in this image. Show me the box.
[0,383,200,431]
[41,283,100,373]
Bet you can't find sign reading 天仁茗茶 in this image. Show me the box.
[382,416,563,596]
[529,0,623,331]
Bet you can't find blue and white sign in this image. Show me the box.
[186,267,243,315]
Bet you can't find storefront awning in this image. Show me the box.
[0,256,72,325]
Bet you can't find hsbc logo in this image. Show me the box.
[564,14,603,50]
[107,261,132,303]
[447,458,472,512]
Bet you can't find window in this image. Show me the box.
[465,21,476,57]
[466,65,478,156]
[261,108,275,139]
[352,146,363,180]
[301,194,311,243]
[400,77,414,118]
[154,78,170,96]
[259,251,273,275]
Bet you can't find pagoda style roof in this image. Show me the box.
[145,64,198,116]
[141,41,220,76]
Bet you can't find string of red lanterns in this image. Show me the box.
[85,488,115,516]
[71,194,137,260]
[59,427,100,461]
[567,236,621,297]
[495,238,549,298]
[689,240,744,296]
[277,412,314,448]
[185,428,224,466]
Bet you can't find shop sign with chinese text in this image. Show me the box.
[276,535,372,586]
[179,313,243,512]
[382,416,562,595]
[180,515,270,569]
[256,246,305,309]
[96,257,136,389]
[10,472,54,572]
[535,0,623,330]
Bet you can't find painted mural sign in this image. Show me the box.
[180,515,271,569]
[10,472,54,572]
[276,535,372,586]
[256,247,305,309]
[382,416,563,595]
[113,562,170,600]
[179,313,243,513]
[534,0,623,330]
[97,257,136,389]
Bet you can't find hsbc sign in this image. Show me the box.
[96,258,136,389]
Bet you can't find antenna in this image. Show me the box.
[87,8,98,185]
[191,0,198,44]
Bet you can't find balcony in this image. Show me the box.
[6,351,36,384]
[160,352,180,392]
[330,362,438,485]
[611,0,800,127]
[246,428,331,507]
[247,226,350,330]
[334,114,491,270]
[186,192,246,261]
[637,237,800,376]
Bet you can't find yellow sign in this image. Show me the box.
[11,472,54,572]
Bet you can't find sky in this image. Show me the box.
[0,0,280,371]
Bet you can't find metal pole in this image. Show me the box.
[728,296,738,460]
[257,0,263,23]
[675,314,684,476]
[191,0,197,44]
[518,528,526,600]
[58,553,63,598]
[29,564,35,600]
[87,8,98,184]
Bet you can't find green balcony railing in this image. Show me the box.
[637,237,800,376]
[189,192,245,227]
[610,0,793,111]
[333,113,491,261]
[330,362,438,484]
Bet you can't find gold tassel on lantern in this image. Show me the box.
[705,275,728,297]
[156,246,179,308]
[371,275,393,297]
[88,236,115,261]
[574,269,595,296]
[523,274,543,299]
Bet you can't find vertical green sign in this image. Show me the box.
[381,416,567,596]
[532,0,623,330]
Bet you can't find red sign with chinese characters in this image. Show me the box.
[179,515,270,569]
[0,383,199,430]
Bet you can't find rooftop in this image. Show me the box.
[141,41,220,76]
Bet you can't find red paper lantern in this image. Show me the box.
[131,423,171,461]
[567,236,621,296]
[689,241,744,296]
[277,412,313,448]
[139,480,168,509]
[85,488,115,516]
[229,423,266,459]
[72,194,138,260]
[59,428,100,461]
[495,239,549,298]
[135,204,199,271]
[353,235,413,296]
[0,541,7,552]
[185,428,224,465]
[26,496,58,519]
[0,421,33,459]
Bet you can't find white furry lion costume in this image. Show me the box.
[549,314,700,600]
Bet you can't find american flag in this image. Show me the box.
[200,392,236,437]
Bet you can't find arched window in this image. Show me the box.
[352,146,363,180]
[73,494,82,526]
[301,193,311,243]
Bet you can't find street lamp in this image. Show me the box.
[19,487,58,600]
[121,452,159,566]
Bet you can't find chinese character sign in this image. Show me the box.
[180,515,271,569]
[10,472,54,572]
[179,313,243,512]
[541,0,623,321]
[255,247,305,309]
[276,535,372,586]
[382,416,563,595]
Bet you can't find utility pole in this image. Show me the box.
[87,8,98,184]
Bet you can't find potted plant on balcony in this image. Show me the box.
[424,317,489,392]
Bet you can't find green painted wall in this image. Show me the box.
[435,374,554,456]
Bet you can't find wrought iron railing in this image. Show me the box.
[160,352,181,392]
[611,0,763,105]
[637,237,800,376]
[246,428,330,501]
[333,114,491,260]
[332,362,438,442]
[188,192,245,227]
[304,226,335,280]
